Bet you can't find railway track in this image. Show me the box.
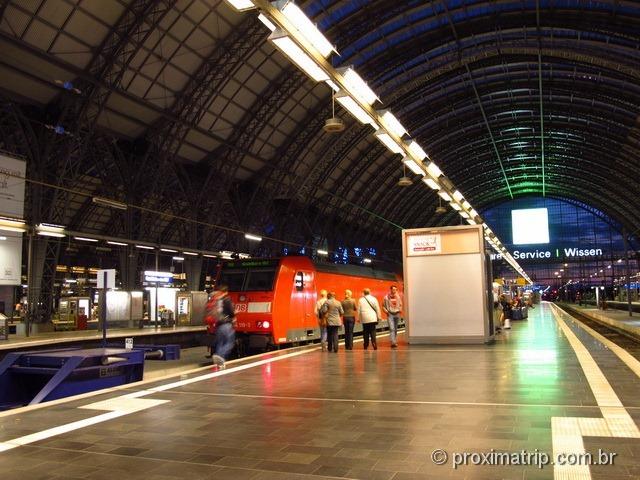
[558,303,640,360]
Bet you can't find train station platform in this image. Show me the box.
[0,325,206,353]
[559,303,640,341]
[1,303,640,480]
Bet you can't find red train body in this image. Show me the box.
[216,257,402,349]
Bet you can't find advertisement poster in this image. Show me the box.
[0,154,26,218]
[0,231,22,285]
[407,233,442,256]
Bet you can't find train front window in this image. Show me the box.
[218,269,245,291]
[245,269,276,291]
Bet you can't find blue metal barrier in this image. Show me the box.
[0,347,144,410]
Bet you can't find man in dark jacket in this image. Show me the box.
[212,285,236,368]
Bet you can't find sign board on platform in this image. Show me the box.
[0,231,22,285]
[125,337,133,350]
[406,233,442,256]
[0,154,26,218]
[97,269,116,289]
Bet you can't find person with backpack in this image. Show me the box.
[358,288,381,350]
[315,289,328,351]
[321,292,344,353]
[211,285,236,367]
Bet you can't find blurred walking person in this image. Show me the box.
[212,285,236,368]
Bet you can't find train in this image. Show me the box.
[216,256,403,350]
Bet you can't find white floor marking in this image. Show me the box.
[549,303,640,480]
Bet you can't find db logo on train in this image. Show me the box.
[234,304,248,313]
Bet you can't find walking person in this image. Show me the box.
[341,290,357,350]
[321,292,344,353]
[358,288,381,350]
[383,285,403,348]
[315,289,329,350]
[212,285,236,368]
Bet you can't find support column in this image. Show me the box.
[184,257,203,291]
[26,232,47,334]
[118,247,139,290]
[623,231,632,317]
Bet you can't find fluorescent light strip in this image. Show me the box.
[203,254,217,259]
[135,245,154,250]
[172,256,184,261]
[257,13,276,31]
[317,249,328,255]
[160,248,177,253]
[245,233,262,242]
[403,157,424,176]
[335,92,377,126]
[325,79,339,92]
[107,241,127,246]
[339,67,379,105]
[459,211,470,219]
[363,258,372,264]
[375,131,403,154]
[449,202,462,211]
[426,162,442,178]
[182,251,198,256]
[378,110,406,137]
[224,0,254,11]
[438,191,452,202]
[269,30,329,82]
[406,140,427,161]
[279,1,334,58]
[74,237,98,242]
[452,190,464,202]
[422,178,440,190]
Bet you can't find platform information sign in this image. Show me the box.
[0,154,26,218]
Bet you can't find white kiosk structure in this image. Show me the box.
[402,225,494,344]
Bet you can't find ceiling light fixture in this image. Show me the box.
[337,66,379,105]
[245,233,263,242]
[92,197,127,210]
[335,91,377,126]
[422,178,440,190]
[36,223,66,238]
[438,191,452,202]
[268,30,329,82]
[406,140,427,161]
[402,157,424,176]
[378,110,406,137]
[375,131,403,154]
[276,0,335,58]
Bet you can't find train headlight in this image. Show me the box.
[262,321,270,329]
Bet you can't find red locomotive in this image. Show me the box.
[216,256,402,350]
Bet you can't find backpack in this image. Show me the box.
[318,301,329,327]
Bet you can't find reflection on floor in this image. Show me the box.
[1,303,640,480]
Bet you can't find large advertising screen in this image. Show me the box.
[511,208,550,245]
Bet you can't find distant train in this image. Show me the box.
[216,256,402,350]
